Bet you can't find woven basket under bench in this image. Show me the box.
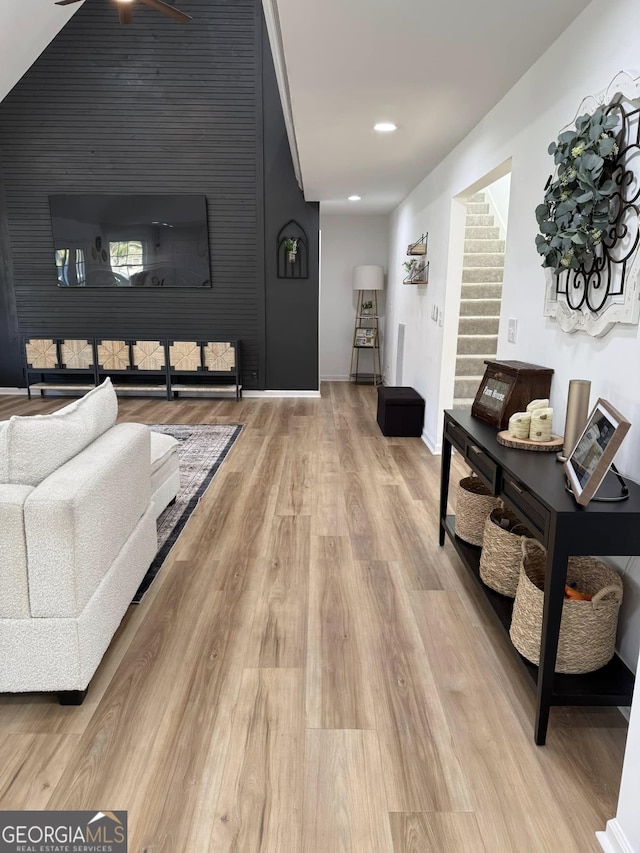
[454,475,499,547]
[479,502,533,597]
[510,538,623,674]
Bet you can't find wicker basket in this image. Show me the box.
[510,539,623,674]
[454,475,499,547]
[479,503,532,596]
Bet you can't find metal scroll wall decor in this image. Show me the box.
[543,71,640,337]
[277,220,309,279]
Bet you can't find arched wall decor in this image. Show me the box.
[277,219,309,279]
[543,70,640,337]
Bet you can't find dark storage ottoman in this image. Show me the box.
[376,386,425,437]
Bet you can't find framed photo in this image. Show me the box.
[354,328,376,347]
[564,398,631,506]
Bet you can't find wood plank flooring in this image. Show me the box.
[0,383,627,852]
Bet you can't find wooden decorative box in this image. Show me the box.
[471,360,554,430]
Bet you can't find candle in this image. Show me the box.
[508,412,532,440]
[529,407,553,442]
[526,398,550,412]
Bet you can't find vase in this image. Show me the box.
[288,251,297,264]
[558,379,591,461]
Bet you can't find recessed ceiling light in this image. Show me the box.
[374,122,397,133]
[348,195,362,201]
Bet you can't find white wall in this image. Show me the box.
[598,651,640,852]
[319,214,389,380]
[0,1,82,103]
[485,172,511,238]
[386,0,640,671]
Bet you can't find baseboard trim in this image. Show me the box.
[597,820,634,853]
[422,431,441,455]
[243,390,321,398]
[320,375,350,382]
[0,387,322,400]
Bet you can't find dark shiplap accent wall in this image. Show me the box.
[0,0,286,388]
[262,20,319,390]
[0,167,20,385]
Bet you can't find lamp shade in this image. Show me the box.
[353,264,384,291]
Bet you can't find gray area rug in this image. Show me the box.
[133,423,242,603]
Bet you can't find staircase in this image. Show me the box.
[454,192,505,408]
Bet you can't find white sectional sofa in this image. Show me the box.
[0,379,179,702]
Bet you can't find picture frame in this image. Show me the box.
[354,328,376,347]
[564,398,631,506]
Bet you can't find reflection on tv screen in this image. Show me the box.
[570,411,616,489]
[49,194,211,288]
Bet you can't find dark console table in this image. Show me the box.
[439,409,637,745]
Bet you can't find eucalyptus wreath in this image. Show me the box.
[535,107,620,273]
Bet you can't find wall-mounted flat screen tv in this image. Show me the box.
[49,194,211,288]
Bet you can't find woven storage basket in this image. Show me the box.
[479,503,532,597]
[454,475,499,547]
[510,538,623,674]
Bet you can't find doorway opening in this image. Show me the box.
[449,166,512,409]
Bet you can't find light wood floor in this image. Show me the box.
[0,383,627,852]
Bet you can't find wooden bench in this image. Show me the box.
[23,338,242,401]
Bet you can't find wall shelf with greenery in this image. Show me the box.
[403,258,429,285]
[277,219,309,279]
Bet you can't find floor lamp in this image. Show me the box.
[350,264,384,384]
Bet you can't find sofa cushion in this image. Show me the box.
[0,484,35,618]
[4,378,118,487]
[25,422,152,618]
[150,430,180,474]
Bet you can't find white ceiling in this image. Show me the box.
[1,1,592,216]
[266,0,593,213]
[0,1,84,104]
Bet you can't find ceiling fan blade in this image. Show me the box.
[118,4,132,24]
[138,0,192,23]
[55,0,83,5]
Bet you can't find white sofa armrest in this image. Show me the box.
[25,423,153,618]
[0,484,35,618]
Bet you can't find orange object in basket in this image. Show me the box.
[564,584,593,602]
